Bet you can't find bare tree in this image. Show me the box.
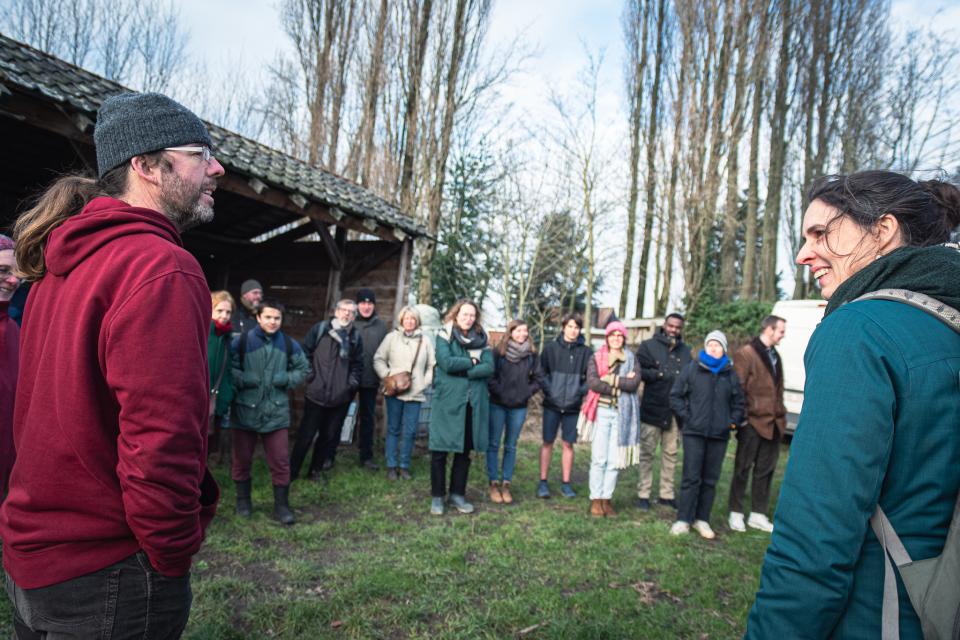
[618,0,651,318]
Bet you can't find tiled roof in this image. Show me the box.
[0,33,426,238]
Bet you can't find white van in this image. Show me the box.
[771,299,828,434]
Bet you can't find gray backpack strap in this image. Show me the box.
[871,506,914,640]
[855,289,960,333]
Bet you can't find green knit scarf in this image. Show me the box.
[825,243,960,317]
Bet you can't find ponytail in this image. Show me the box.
[918,179,960,244]
[13,175,101,280]
[11,161,135,281]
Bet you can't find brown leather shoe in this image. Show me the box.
[590,499,605,517]
[500,481,513,504]
[602,499,617,517]
[489,481,503,504]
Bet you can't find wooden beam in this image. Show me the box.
[311,219,343,270]
[395,238,411,307]
[324,227,347,313]
[216,172,402,243]
[343,241,402,285]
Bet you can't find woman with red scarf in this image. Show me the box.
[208,290,235,462]
[578,321,642,517]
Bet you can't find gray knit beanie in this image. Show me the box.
[704,330,728,353]
[241,279,263,296]
[94,92,212,178]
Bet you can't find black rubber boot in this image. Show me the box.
[272,485,295,525]
[235,479,252,518]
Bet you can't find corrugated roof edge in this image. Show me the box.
[0,33,428,238]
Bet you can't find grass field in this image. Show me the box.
[0,435,788,639]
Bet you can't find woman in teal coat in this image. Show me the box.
[428,299,494,516]
[746,171,960,639]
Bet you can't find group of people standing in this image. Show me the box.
[0,88,956,638]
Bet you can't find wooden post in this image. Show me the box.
[395,239,411,310]
[324,227,347,314]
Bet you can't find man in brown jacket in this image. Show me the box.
[728,315,786,533]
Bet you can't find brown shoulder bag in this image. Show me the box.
[382,336,423,397]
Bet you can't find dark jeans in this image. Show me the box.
[677,434,728,524]
[728,424,781,514]
[357,387,378,462]
[430,406,474,497]
[231,428,290,486]
[289,398,350,479]
[5,552,190,640]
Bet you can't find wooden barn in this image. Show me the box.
[0,34,428,341]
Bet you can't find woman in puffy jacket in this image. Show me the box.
[373,305,436,481]
[486,319,541,504]
[669,330,744,540]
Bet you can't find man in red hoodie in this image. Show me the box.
[1,92,223,638]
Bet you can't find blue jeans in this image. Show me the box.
[5,551,191,639]
[486,403,528,482]
[384,396,421,469]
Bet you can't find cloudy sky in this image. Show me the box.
[171,0,959,312]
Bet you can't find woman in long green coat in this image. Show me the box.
[208,290,236,463]
[746,171,960,639]
[428,299,494,516]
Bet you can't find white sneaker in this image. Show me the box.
[692,520,716,539]
[670,520,690,536]
[728,511,746,532]
[747,512,774,533]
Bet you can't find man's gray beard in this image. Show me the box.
[158,170,214,232]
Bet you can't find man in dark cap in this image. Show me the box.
[233,278,263,338]
[1,92,222,636]
[353,288,388,470]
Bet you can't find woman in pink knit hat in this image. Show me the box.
[578,321,642,517]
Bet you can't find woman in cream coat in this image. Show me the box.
[374,306,437,480]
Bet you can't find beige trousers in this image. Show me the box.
[636,419,679,499]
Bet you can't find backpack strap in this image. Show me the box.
[855,289,960,333]
[870,506,915,640]
[858,289,960,640]
[282,332,294,370]
[238,330,249,370]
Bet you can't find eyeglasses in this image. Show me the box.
[164,146,214,163]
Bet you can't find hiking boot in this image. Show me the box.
[747,512,774,533]
[590,499,605,517]
[399,468,412,481]
[692,520,716,540]
[489,481,503,504]
[235,479,252,518]
[658,498,677,509]
[537,480,551,499]
[560,483,577,498]
[272,485,295,526]
[728,511,746,532]
[636,497,651,511]
[670,520,690,535]
[430,497,444,516]
[500,481,514,504]
[386,467,399,481]
[448,494,475,514]
[361,459,380,471]
[602,499,617,518]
